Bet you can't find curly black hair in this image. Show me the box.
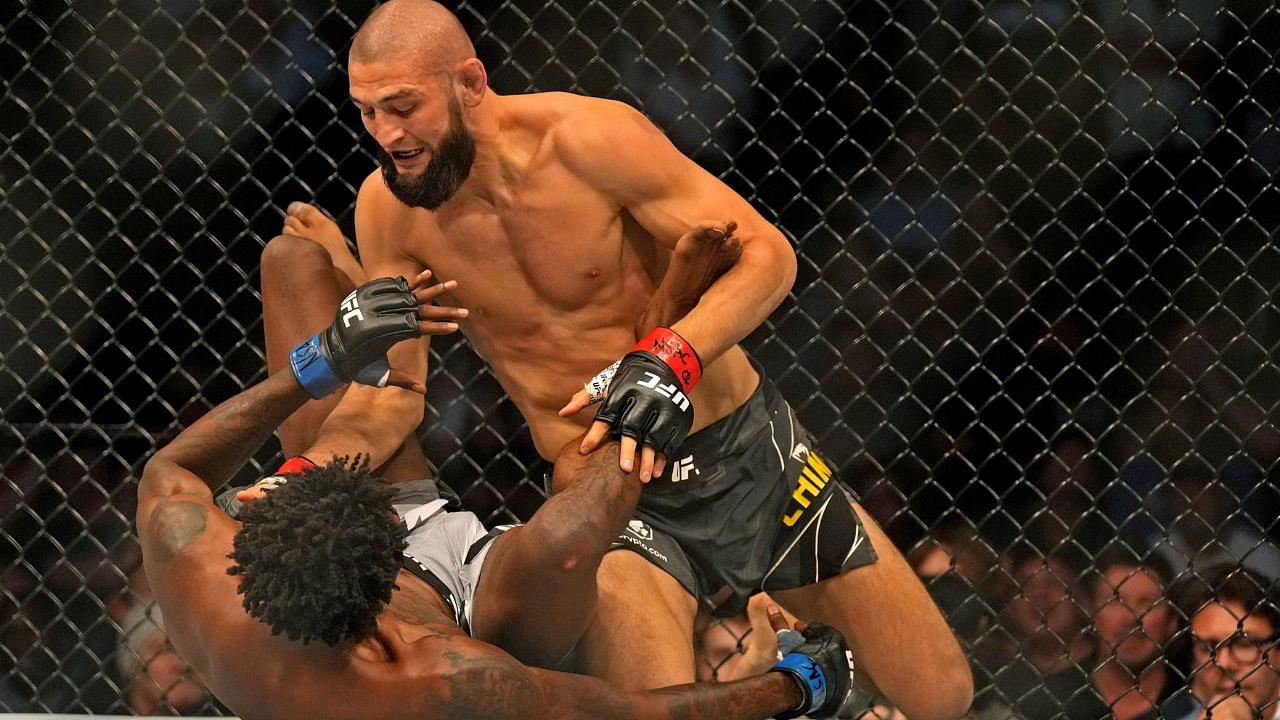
[227,456,407,646]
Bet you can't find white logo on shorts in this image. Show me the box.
[627,519,653,540]
[672,455,698,483]
[791,443,809,462]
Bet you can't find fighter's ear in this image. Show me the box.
[457,58,487,107]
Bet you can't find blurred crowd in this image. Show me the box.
[699,542,1280,719]
[2,0,1277,714]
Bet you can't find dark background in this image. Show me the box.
[1,0,1277,712]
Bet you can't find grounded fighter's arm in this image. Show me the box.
[570,101,797,365]
[139,369,311,515]
[470,441,644,663]
[300,173,454,469]
[526,442,642,564]
[428,643,807,720]
[411,605,863,720]
[137,368,311,624]
[423,609,855,720]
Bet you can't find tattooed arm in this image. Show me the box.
[517,664,806,720]
[423,636,806,720]
[138,369,311,510]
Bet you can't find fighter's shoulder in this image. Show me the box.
[141,492,233,567]
[356,169,396,216]
[145,498,210,559]
[544,94,665,164]
[355,169,419,241]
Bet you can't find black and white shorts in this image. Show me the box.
[607,371,878,617]
[219,478,512,635]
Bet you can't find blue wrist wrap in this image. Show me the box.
[773,652,828,714]
[290,333,344,399]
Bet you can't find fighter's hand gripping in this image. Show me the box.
[569,327,701,481]
[289,270,463,398]
[769,617,855,720]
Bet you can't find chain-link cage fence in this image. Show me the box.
[3,0,1278,715]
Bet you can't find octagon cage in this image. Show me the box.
[2,0,1278,716]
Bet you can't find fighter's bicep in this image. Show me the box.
[625,163,769,251]
[351,177,433,380]
[579,108,773,247]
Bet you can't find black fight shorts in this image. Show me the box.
[608,370,877,616]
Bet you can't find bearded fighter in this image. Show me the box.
[272,1,972,716]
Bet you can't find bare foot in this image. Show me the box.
[282,202,367,287]
[635,220,742,336]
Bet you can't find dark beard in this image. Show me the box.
[377,99,476,211]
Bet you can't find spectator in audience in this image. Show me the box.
[1009,429,1113,565]
[110,564,209,716]
[911,513,1000,587]
[909,513,1004,716]
[976,549,1093,719]
[1173,564,1280,720]
[1150,461,1280,580]
[1072,545,1191,719]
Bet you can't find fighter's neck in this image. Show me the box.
[455,91,547,202]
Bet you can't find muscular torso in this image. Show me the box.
[368,93,758,458]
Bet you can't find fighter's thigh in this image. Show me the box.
[768,502,969,711]
[580,549,699,690]
[769,501,928,639]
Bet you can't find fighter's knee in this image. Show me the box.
[260,234,331,278]
[900,662,973,720]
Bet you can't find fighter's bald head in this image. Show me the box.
[350,0,476,76]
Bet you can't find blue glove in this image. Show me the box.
[290,277,419,398]
[769,622,854,720]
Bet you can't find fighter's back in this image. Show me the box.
[357,90,759,456]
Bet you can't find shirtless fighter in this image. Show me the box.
[138,271,855,720]
[275,1,972,716]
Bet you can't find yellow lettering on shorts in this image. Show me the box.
[783,451,834,527]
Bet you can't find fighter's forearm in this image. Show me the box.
[150,369,309,489]
[537,670,804,720]
[640,675,804,720]
[439,647,803,720]
[670,230,795,363]
[528,443,639,562]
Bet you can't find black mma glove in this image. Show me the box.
[289,276,420,398]
[592,327,702,458]
[769,622,855,720]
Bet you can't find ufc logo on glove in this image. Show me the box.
[636,372,691,411]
